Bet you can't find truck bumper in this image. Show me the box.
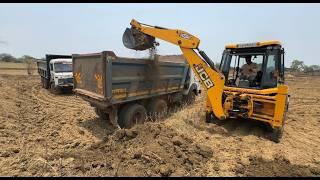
[57,84,73,89]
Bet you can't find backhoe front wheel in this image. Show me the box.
[269,127,284,143]
[269,96,289,143]
[205,112,223,125]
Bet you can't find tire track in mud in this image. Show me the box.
[0,76,96,176]
[30,85,86,111]
[0,76,50,176]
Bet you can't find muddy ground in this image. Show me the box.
[0,74,319,177]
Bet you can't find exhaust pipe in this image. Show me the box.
[122,28,155,51]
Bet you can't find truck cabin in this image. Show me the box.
[219,40,285,89]
[49,59,73,73]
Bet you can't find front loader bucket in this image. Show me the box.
[122,28,155,51]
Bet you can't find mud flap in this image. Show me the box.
[122,28,155,51]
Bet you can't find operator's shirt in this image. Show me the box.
[241,62,258,77]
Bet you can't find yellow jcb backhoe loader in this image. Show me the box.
[122,19,289,143]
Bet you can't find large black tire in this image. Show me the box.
[269,96,289,143]
[205,112,224,125]
[183,90,196,105]
[147,99,168,120]
[269,127,284,143]
[118,104,147,129]
[95,108,108,120]
[43,78,49,89]
[50,83,61,94]
[41,77,44,88]
[118,104,132,126]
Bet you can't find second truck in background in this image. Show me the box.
[37,54,73,94]
[72,51,201,129]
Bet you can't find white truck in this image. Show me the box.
[37,54,73,94]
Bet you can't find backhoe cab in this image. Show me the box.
[220,41,285,89]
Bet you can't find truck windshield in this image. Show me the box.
[54,63,72,73]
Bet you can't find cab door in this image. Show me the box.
[260,47,282,89]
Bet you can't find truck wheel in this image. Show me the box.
[43,79,49,89]
[184,91,196,105]
[118,104,147,129]
[50,83,61,94]
[147,99,168,120]
[41,77,44,88]
[95,108,108,120]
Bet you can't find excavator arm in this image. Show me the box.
[123,19,227,120]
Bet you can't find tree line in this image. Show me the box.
[1,53,319,73]
[290,60,320,73]
[0,53,40,63]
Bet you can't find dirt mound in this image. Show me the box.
[69,123,214,176]
[235,155,320,177]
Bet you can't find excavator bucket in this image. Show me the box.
[122,28,155,51]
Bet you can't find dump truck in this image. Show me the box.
[37,54,73,94]
[72,51,201,129]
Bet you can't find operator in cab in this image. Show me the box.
[240,55,258,81]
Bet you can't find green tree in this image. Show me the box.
[303,65,313,72]
[20,55,37,75]
[309,65,320,71]
[0,53,17,62]
[290,60,305,72]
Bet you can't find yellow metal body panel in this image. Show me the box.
[180,48,226,119]
[223,85,289,128]
[225,40,281,49]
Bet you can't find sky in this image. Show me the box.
[0,3,319,66]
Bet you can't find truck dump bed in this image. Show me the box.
[72,51,189,107]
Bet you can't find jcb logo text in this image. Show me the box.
[194,64,214,89]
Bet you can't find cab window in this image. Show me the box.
[261,54,277,88]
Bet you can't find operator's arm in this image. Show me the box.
[251,63,258,74]
[125,19,227,120]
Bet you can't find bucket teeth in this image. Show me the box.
[122,28,155,51]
